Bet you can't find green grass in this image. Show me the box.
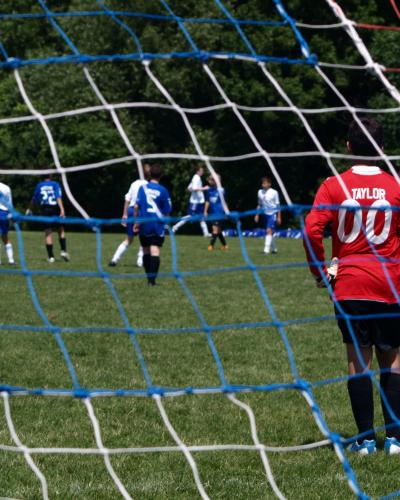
[0,231,398,499]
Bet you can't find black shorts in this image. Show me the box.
[139,234,165,248]
[335,300,400,352]
[41,205,62,230]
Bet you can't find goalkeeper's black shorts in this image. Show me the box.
[334,300,400,352]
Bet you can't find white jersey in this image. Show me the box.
[0,182,12,211]
[125,179,148,207]
[258,187,280,215]
[188,174,205,204]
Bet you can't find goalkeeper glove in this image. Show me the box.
[315,257,338,288]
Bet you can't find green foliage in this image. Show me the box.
[0,0,398,220]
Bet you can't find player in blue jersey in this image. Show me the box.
[26,175,69,263]
[0,181,15,265]
[134,164,171,286]
[204,174,228,251]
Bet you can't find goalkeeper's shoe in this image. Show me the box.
[347,439,376,455]
[61,251,70,262]
[384,437,400,455]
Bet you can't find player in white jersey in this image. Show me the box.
[109,164,150,267]
[172,165,210,236]
[254,176,281,254]
[0,181,15,265]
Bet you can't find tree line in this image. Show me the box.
[0,0,398,227]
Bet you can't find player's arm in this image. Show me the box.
[121,199,129,227]
[133,202,140,233]
[303,182,333,286]
[276,193,281,226]
[26,185,38,214]
[57,197,65,217]
[254,204,261,223]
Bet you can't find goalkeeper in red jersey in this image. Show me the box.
[304,118,400,455]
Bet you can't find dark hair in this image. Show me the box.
[261,176,271,183]
[347,118,383,156]
[150,163,162,179]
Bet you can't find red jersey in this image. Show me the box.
[304,166,400,303]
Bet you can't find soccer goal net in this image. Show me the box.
[0,1,400,498]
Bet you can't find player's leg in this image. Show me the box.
[148,244,161,285]
[172,214,190,233]
[136,246,144,267]
[264,227,273,254]
[270,217,278,254]
[375,305,400,454]
[346,344,376,450]
[58,225,69,262]
[376,348,400,453]
[208,223,218,250]
[109,236,133,267]
[336,300,376,453]
[45,228,55,262]
[1,221,15,265]
[110,206,135,266]
[217,223,228,250]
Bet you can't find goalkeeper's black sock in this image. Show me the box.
[59,237,67,252]
[347,376,375,442]
[46,244,54,259]
[380,372,400,440]
[148,256,160,285]
[210,234,217,247]
[143,254,151,276]
[218,233,227,246]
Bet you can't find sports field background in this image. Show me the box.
[0,230,398,499]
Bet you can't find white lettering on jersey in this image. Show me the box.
[351,187,386,200]
[144,188,161,216]
[40,186,57,205]
[337,198,392,245]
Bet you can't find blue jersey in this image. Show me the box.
[137,182,171,237]
[33,180,62,206]
[205,187,225,216]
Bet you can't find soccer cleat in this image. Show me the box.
[347,439,376,455]
[8,261,16,266]
[220,245,228,251]
[263,249,270,254]
[108,260,117,267]
[271,249,278,254]
[48,257,55,263]
[207,245,214,251]
[384,437,400,455]
[60,251,70,262]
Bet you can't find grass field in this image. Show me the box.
[0,229,399,499]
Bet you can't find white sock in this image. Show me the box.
[112,241,129,263]
[137,246,144,266]
[5,243,14,263]
[200,220,209,236]
[271,235,277,252]
[264,234,272,253]
[172,215,190,232]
